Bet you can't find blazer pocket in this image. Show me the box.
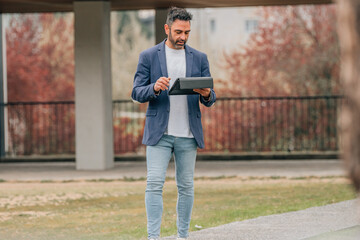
[146,109,157,117]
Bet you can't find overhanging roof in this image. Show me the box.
[0,0,333,13]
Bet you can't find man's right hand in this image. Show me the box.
[154,77,171,93]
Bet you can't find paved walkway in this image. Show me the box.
[163,200,360,240]
[0,159,346,181]
[1,159,358,240]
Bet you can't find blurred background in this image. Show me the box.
[1,4,342,157]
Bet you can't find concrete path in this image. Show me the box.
[162,200,360,240]
[0,160,346,181]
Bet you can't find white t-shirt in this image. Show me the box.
[165,45,194,138]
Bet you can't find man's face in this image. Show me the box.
[165,20,191,49]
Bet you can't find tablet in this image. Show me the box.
[168,77,213,95]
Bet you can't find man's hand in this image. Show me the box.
[154,77,170,93]
[194,88,211,98]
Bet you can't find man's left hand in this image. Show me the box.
[193,88,211,98]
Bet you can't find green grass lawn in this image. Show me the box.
[0,177,356,240]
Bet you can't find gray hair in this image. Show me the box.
[166,7,193,27]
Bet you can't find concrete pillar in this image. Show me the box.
[155,8,167,44]
[74,1,114,170]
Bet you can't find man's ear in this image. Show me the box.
[164,24,169,35]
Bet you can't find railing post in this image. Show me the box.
[0,14,5,158]
[0,103,4,158]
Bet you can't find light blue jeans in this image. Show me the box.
[145,134,197,239]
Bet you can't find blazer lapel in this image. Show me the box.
[157,41,168,77]
[185,45,193,77]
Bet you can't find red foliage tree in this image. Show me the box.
[219,5,340,97]
[6,13,75,155]
[202,5,341,153]
[6,13,74,102]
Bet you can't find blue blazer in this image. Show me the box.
[131,40,216,149]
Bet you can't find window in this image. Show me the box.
[210,19,216,33]
[245,19,258,33]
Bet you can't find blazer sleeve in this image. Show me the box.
[199,53,216,107]
[131,52,158,103]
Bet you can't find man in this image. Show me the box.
[132,7,216,240]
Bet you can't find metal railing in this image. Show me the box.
[1,96,343,156]
[4,101,75,155]
[200,96,343,152]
